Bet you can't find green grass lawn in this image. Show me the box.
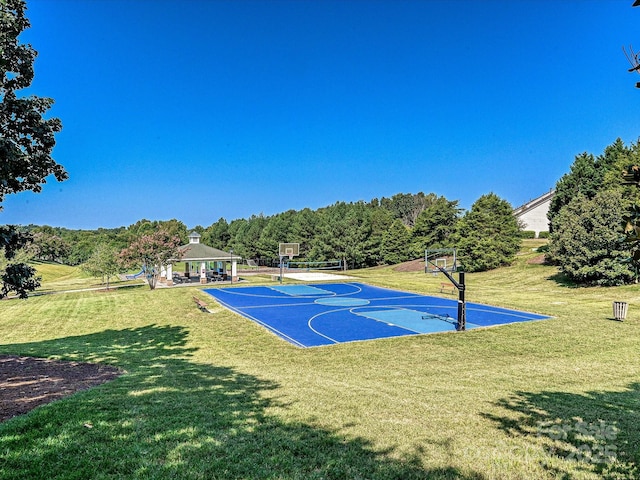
[31,261,143,293]
[0,242,638,479]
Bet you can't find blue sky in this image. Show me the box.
[1,0,639,230]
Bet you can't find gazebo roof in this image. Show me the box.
[174,232,241,262]
[178,243,240,262]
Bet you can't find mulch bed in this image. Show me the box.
[0,355,123,422]
[393,259,425,272]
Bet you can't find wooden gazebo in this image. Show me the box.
[162,232,241,285]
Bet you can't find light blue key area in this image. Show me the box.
[269,284,333,296]
[355,308,471,333]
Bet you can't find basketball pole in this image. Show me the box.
[456,271,466,331]
[428,262,466,331]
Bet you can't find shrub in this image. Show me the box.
[549,190,634,285]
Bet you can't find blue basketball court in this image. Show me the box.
[203,283,550,348]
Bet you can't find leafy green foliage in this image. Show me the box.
[621,194,640,280]
[410,194,461,255]
[548,139,639,231]
[0,0,66,204]
[202,217,231,250]
[0,224,29,259]
[548,138,640,285]
[14,189,526,274]
[0,1,65,298]
[380,192,430,227]
[81,243,121,289]
[549,152,600,230]
[254,210,296,259]
[0,225,39,298]
[125,219,188,244]
[30,231,70,262]
[309,202,372,269]
[15,190,507,272]
[0,261,38,298]
[289,207,320,259]
[549,191,634,286]
[365,207,394,266]
[380,219,411,265]
[118,229,183,289]
[454,193,521,272]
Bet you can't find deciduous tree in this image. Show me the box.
[119,229,183,289]
[380,192,429,227]
[0,0,64,298]
[0,0,66,203]
[82,243,120,289]
[30,231,70,262]
[0,225,38,298]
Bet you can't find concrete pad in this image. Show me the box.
[282,272,355,281]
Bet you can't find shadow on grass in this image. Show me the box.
[482,384,640,479]
[546,272,580,288]
[0,325,485,480]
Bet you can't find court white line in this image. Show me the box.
[206,284,550,347]
[210,297,308,348]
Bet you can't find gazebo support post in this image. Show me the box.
[200,261,207,284]
[166,264,173,286]
[160,265,167,283]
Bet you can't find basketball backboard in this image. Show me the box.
[279,242,300,259]
[425,248,457,274]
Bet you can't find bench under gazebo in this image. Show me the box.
[161,232,241,285]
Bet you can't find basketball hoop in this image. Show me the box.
[278,243,300,284]
[424,247,466,331]
[279,243,299,259]
[425,248,457,274]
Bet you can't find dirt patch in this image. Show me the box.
[527,254,547,265]
[0,355,123,422]
[393,259,425,272]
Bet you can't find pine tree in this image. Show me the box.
[381,219,411,265]
[455,193,521,272]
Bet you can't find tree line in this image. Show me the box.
[22,136,640,290]
[23,191,522,274]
